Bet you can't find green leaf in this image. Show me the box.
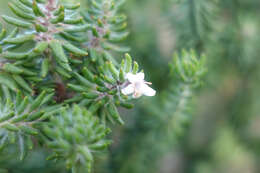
[109,14,127,24]
[111,22,127,32]
[4,34,35,44]
[60,32,86,42]
[19,0,33,7]
[49,40,68,63]
[107,61,119,80]
[73,72,93,87]
[0,135,8,151]
[0,112,15,123]
[2,51,29,59]
[18,135,26,160]
[26,76,42,82]
[78,146,93,161]
[82,92,99,99]
[0,73,18,91]
[64,17,83,24]
[26,136,33,150]
[102,42,130,52]
[29,90,46,112]
[102,74,116,84]
[34,23,48,32]
[107,102,124,125]
[132,61,139,74]
[8,2,35,20]
[17,96,29,114]
[119,102,134,109]
[15,90,23,106]
[6,27,19,39]
[63,42,88,56]
[64,3,80,10]
[119,68,124,81]
[64,24,91,33]
[32,0,44,17]
[125,53,132,73]
[34,41,48,53]
[53,5,64,16]
[55,66,71,78]
[89,48,98,62]
[96,86,109,92]
[19,125,38,135]
[41,93,54,105]
[93,75,105,86]
[91,27,99,37]
[82,67,94,82]
[57,61,72,72]
[11,113,29,123]
[69,58,82,64]
[28,111,44,121]
[50,12,64,24]
[109,32,129,42]
[3,123,19,131]
[12,74,32,93]
[35,0,46,4]
[18,67,37,76]
[41,58,49,77]
[89,101,102,114]
[12,0,32,13]
[88,141,111,150]
[0,28,6,40]
[67,83,88,92]
[3,63,23,74]
[2,15,32,28]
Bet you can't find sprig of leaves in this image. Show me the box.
[0,0,88,94]
[43,104,111,173]
[81,0,129,64]
[66,53,140,125]
[110,50,207,173]
[0,90,60,160]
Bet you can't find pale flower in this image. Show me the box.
[121,72,156,98]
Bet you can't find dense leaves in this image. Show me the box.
[0,0,207,173]
[0,0,136,172]
[0,90,59,160]
[44,105,111,173]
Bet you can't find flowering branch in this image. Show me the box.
[0,1,157,173]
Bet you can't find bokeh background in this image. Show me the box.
[1,0,260,173]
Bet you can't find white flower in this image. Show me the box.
[121,72,156,98]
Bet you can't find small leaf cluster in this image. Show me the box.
[0,90,59,160]
[160,49,207,139]
[67,53,139,125]
[43,105,111,173]
[0,0,88,93]
[170,49,207,87]
[81,0,129,63]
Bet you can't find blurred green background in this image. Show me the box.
[1,0,260,173]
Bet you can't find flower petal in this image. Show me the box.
[121,84,135,95]
[126,73,136,83]
[135,72,145,81]
[140,84,156,96]
[126,72,144,83]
